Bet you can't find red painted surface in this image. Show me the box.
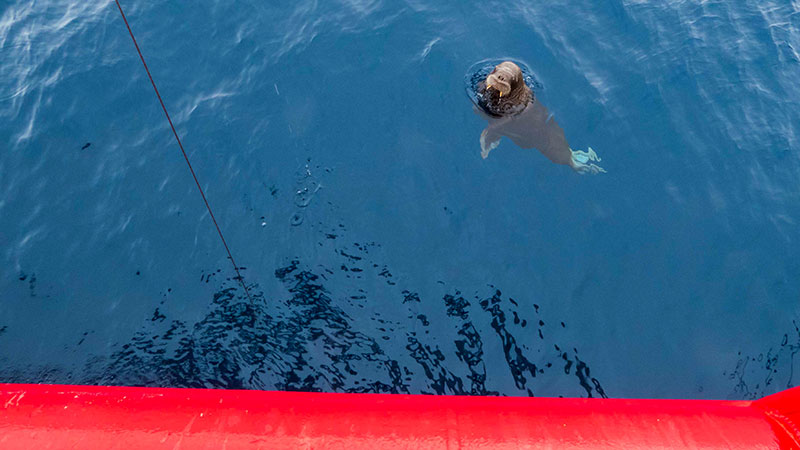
[1,384,798,449]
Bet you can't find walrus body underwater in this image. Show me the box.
[475,61,604,174]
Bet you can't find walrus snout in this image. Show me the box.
[484,61,522,97]
[485,73,511,97]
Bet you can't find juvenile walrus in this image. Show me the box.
[477,61,604,174]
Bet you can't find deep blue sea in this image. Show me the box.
[1,0,799,400]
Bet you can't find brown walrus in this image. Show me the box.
[477,61,604,174]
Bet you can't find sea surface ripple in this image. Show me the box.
[1,0,799,399]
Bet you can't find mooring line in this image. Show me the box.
[114,0,254,304]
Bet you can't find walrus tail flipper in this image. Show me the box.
[480,128,501,159]
[570,147,606,174]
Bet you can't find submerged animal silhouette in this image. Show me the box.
[477,61,604,174]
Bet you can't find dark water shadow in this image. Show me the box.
[725,320,799,399]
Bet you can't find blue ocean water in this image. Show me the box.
[1,0,799,399]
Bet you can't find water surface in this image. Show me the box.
[1,0,799,399]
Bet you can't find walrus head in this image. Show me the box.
[479,61,532,117]
[485,61,523,98]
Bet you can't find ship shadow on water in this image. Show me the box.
[84,253,608,397]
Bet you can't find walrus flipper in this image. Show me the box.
[480,128,501,159]
[570,147,606,174]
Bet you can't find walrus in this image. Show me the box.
[476,61,604,174]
